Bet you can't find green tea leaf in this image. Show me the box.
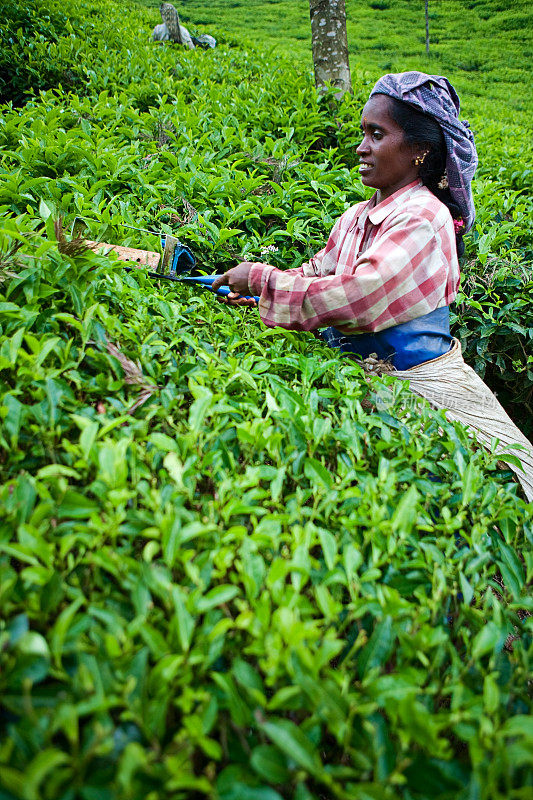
[196,585,240,612]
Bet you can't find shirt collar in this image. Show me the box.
[367,180,423,225]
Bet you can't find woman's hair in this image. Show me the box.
[385,95,465,256]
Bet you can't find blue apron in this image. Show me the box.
[319,306,453,370]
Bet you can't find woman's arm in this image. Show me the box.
[242,211,457,333]
[212,207,358,303]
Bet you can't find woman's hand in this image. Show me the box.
[212,262,257,307]
[220,291,257,307]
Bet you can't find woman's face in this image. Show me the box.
[356,94,422,201]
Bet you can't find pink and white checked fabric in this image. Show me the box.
[248,181,460,334]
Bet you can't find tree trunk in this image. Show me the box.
[309,0,352,97]
[425,0,430,55]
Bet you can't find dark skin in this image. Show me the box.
[356,94,426,200]
[212,261,258,307]
[212,95,427,305]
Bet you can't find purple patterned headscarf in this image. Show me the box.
[370,71,478,231]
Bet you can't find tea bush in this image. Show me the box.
[4,0,532,432]
[0,0,85,106]
[0,1,532,798]
[1,210,531,800]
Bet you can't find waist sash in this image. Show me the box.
[320,306,453,370]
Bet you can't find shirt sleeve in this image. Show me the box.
[248,210,455,334]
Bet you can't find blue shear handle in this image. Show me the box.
[179,274,259,302]
[178,275,224,285]
[214,285,259,302]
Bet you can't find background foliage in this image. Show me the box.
[0,1,532,798]
[0,0,83,106]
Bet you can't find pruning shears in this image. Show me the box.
[71,217,259,302]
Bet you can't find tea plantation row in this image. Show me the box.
[0,1,532,798]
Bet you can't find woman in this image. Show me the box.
[152,3,216,49]
[153,3,195,49]
[212,72,533,501]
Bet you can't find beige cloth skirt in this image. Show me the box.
[366,339,533,502]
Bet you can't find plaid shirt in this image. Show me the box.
[248,181,460,334]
